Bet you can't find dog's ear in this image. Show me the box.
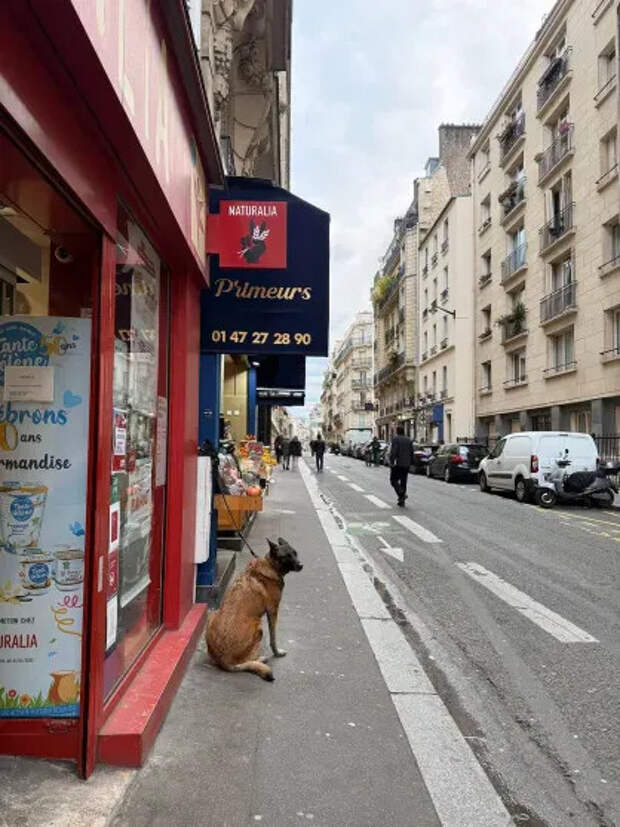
[267,538,279,555]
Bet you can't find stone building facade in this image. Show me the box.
[470,0,620,441]
[198,0,291,184]
[322,311,374,444]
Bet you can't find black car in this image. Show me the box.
[426,443,488,483]
[410,443,438,474]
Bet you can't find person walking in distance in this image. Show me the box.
[314,433,326,472]
[281,436,291,470]
[274,434,283,466]
[370,435,382,467]
[289,435,302,470]
[389,425,414,507]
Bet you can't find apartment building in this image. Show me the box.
[372,209,417,440]
[418,194,476,442]
[415,125,480,442]
[326,311,374,442]
[320,354,338,443]
[471,0,620,441]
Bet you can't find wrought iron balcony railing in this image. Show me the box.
[537,49,571,112]
[540,281,577,323]
[539,202,575,253]
[499,114,525,163]
[501,243,527,282]
[537,125,574,183]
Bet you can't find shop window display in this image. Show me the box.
[104,204,168,697]
[0,170,96,718]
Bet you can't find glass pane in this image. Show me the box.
[0,182,95,719]
[104,205,167,698]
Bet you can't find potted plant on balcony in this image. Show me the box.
[498,180,518,214]
[495,300,526,335]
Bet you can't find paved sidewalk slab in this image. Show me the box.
[111,467,441,827]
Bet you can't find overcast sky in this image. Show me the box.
[289,0,556,420]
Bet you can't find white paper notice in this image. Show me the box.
[4,365,55,402]
[155,396,168,487]
[106,597,118,650]
[194,456,212,563]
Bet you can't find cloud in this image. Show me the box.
[291,0,554,416]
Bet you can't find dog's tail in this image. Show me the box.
[222,660,274,681]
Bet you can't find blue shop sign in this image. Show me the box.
[201,177,330,357]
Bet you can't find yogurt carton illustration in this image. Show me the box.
[53,546,84,591]
[0,482,48,551]
[18,549,53,594]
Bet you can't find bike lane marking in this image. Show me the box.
[348,483,365,493]
[365,494,390,510]
[393,515,443,544]
[298,460,511,827]
[457,562,598,644]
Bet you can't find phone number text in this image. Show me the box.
[210,330,312,346]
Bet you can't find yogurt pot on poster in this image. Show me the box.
[0,482,48,552]
[18,549,53,595]
[53,546,84,591]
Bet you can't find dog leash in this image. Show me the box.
[219,491,259,558]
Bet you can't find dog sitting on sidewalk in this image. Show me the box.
[206,537,303,681]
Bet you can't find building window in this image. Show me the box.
[550,251,573,291]
[548,326,575,371]
[603,306,620,358]
[424,288,428,310]
[600,127,618,180]
[423,331,428,356]
[442,365,447,392]
[423,374,428,392]
[482,250,491,275]
[481,305,492,334]
[479,195,491,231]
[478,142,490,177]
[442,314,448,341]
[481,361,492,391]
[433,278,438,301]
[601,218,620,275]
[432,323,437,347]
[443,266,449,291]
[508,349,526,384]
[597,40,616,90]
[432,371,437,395]
[531,412,551,431]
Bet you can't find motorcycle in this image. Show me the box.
[535,451,619,509]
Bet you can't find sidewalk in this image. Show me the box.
[109,463,440,826]
[0,463,442,826]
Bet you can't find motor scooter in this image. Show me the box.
[535,450,619,508]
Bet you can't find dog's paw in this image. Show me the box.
[263,670,275,682]
[273,648,287,658]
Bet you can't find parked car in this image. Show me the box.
[410,443,438,474]
[329,442,340,454]
[426,443,488,483]
[478,431,599,503]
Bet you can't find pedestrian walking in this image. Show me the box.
[370,435,382,466]
[389,425,414,507]
[290,435,302,470]
[274,434,283,466]
[310,438,316,457]
[281,436,291,470]
[314,433,326,472]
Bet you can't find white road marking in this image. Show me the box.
[337,475,349,482]
[378,536,404,562]
[365,494,390,510]
[297,461,511,826]
[457,562,598,644]
[392,515,443,544]
[348,483,365,493]
[393,695,511,826]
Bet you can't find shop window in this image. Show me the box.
[104,204,169,698]
[0,161,97,720]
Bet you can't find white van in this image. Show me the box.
[478,432,599,502]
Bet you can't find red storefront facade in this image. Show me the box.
[0,0,222,776]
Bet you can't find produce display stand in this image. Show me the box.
[214,494,263,531]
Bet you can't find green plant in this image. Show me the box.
[495,300,526,331]
[371,273,397,306]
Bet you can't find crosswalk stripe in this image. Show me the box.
[365,494,390,510]
[349,483,365,493]
[337,475,349,482]
[393,515,442,544]
[457,562,598,643]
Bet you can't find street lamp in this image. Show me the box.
[431,305,456,319]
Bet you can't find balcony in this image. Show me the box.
[596,163,618,192]
[441,239,449,254]
[499,179,526,228]
[537,49,571,115]
[440,337,448,350]
[499,114,525,167]
[539,203,575,254]
[440,287,449,303]
[501,243,527,284]
[478,328,492,342]
[478,273,492,289]
[599,253,620,278]
[543,360,577,379]
[601,346,620,363]
[478,216,492,235]
[540,281,577,324]
[430,344,437,355]
[479,385,492,396]
[503,375,528,389]
[351,379,371,390]
[501,320,528,346]
[376,352,406,384]
[421,351,428,362]
[439,389,448,400]
[431,252,438,268]
[351,359,372,370]
[536,125,574,186]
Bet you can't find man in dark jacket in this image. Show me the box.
[389,425,414,506]
[314,433,326,472]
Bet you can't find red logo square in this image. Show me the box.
[218,201,287,269]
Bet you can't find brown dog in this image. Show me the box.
[206,537,303,681]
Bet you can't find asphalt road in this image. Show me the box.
[313,453,620,827]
